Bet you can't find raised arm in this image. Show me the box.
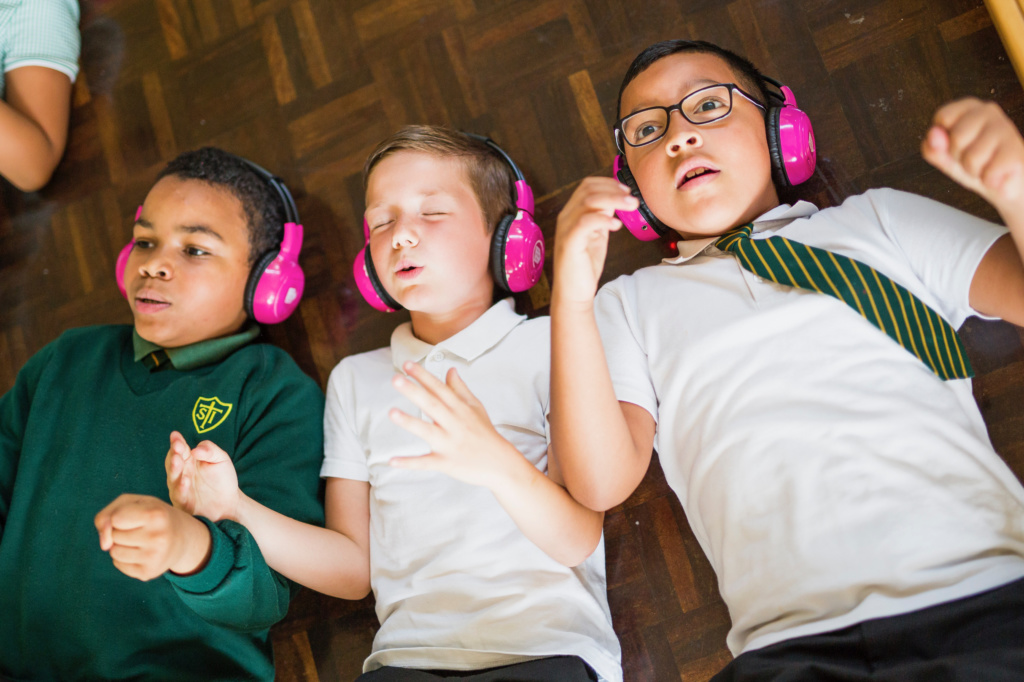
[922,98,1024,325]
[388,362,602,567]
[549,178,656,511]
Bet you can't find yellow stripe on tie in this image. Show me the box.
[782,239,822,293]
[765,238,797,284]
[803,244,843,299]
[871,267,903,345]
[826,251,866,318]
[850,260,883,328]
[908,296,940,377]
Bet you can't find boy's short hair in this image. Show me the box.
[362,125,516,235]
[157,147,285,265]
[617,40,771,118]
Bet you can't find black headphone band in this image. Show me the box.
[462,132,526,184]
[232,155,301,226]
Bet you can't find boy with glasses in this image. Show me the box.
[550,39,1024,680]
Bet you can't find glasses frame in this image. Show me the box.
[614,82,767,153]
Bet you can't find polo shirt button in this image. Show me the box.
[431,351,444,362]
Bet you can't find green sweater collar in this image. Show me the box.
[132,324,260,371]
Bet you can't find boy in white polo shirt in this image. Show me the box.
[166,126,622,682]
[550,39,1024,680]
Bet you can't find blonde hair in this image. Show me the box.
[363,125,516,234]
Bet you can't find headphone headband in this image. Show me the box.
[234,156,300,226]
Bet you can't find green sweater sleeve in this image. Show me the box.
[0,342,53,540]
[164,345,325,632]
[164,517,291,631]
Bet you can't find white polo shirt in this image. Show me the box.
[595,188,1024,656]
[322,298,622,681]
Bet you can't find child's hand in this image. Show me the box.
[94,494,212,581]
[922,98,1024,215]
[387,361,524,490]
[165,431,240,522]
[553,177,639,307]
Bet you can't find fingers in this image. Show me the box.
[923,98,1024,205]
[94,494,149,551]
[392,363,456,422]
[389,452,445,471]
[567,177,639,216]
[191,440,230,464]
[388,407,438,442]
[169,430,190,461]
[445,367,479,407]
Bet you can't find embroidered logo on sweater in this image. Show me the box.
[193,396,233,434]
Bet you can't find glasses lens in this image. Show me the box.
[621,108,669,147]
[683,85,733,123]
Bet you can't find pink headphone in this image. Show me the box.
[613,76,816,240]
[115,158,305,325]
[353,134,545,312]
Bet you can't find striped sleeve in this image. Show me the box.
[5,0,80,82]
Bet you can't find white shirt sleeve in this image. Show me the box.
[320,361,370,481]
[5,0,80,82]
[869,188,1008,325]
[594,276,659,422]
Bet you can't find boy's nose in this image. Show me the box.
[391,217,419,248]
[664,111,703,155]
[138,251,172,279]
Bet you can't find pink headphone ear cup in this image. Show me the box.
[246,221,306,324]
[613,155,669,240]
[768,105,816,186]
[115,241,134,298]
[492,211,545,292]
[246,250,306,324]
[353,245,400,312]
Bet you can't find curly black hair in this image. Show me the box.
[156,148,285,265]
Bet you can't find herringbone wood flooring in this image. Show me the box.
[2,1,1023,680]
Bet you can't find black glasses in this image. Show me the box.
[614,83,766,152]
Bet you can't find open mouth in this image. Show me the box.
[394,264,423,280]
[134,292,170,313]
[679,166,719,187]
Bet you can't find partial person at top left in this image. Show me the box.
[0,0,80,192]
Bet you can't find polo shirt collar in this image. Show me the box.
[133,323,261,371]
[662,200,820,265]
[390,297,524,370]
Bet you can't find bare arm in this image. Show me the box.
[922,99,1024,325]
[549,178,656,511]
[0,66,72,191]
[389,362,603,567]
[167,435,371,599]
[234,478,371,600]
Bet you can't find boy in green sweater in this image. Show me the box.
[0,148,324,681]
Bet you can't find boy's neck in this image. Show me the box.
[409,300,494,346]
[674,198,787,241]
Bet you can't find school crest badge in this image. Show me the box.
[192,396,233,434]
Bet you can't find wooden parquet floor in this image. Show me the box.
[3,0,1023,680]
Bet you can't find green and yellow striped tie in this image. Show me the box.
[715,224,973,380]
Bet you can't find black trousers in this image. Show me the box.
[355,655,597,682]
[712,576,1024,682]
